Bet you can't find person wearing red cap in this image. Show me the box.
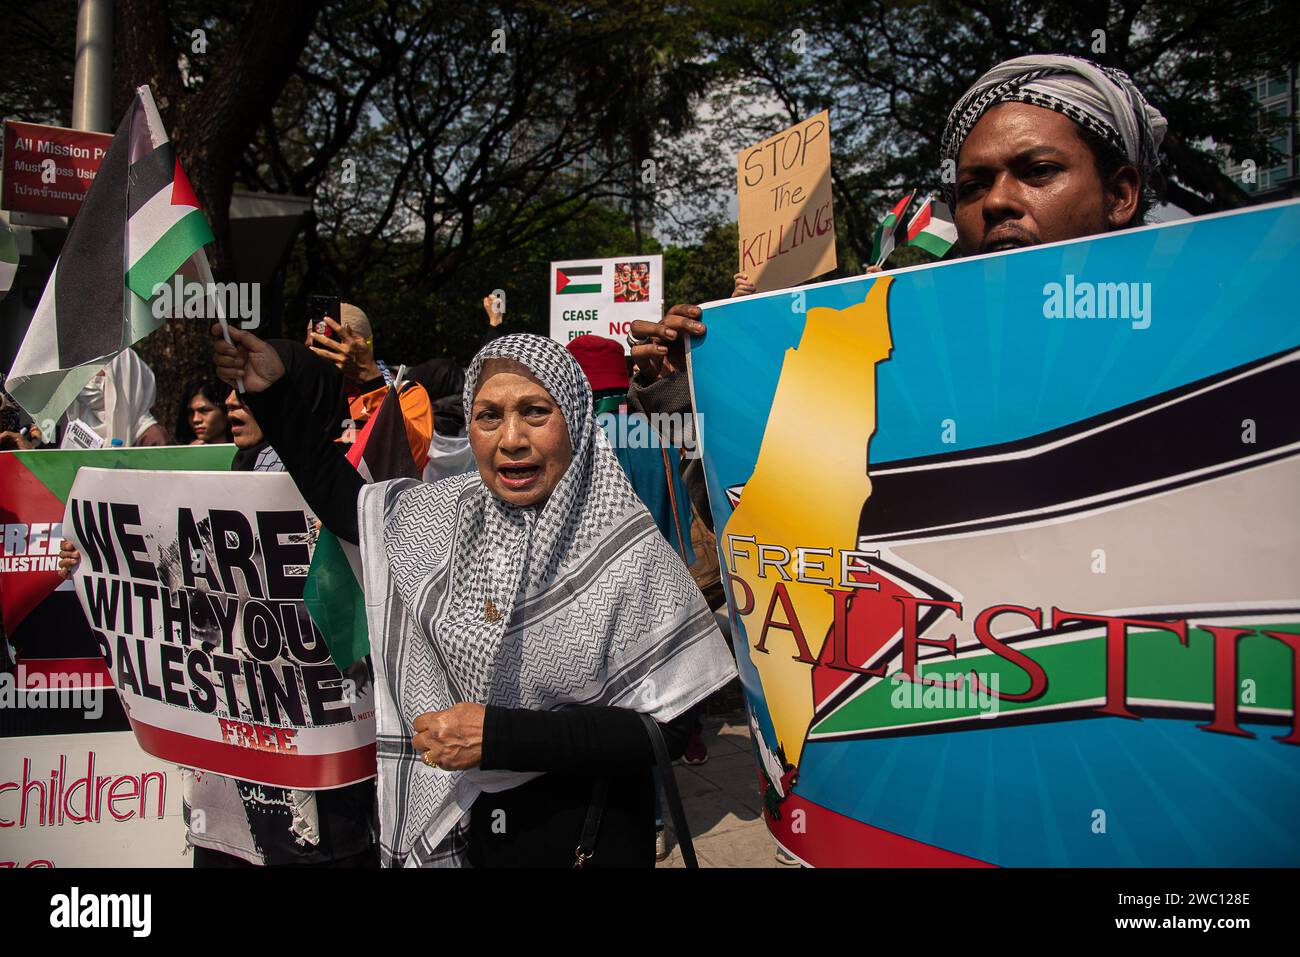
[565,336,693,553]
[566,332,632,399]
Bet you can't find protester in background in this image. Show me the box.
[174,379,231,445]
[60,348,167,447]
[420,393,476,483]
[60,342,375,868]
[940,54,1165,255]
[406,355,465,409]
[628,54,1168,516]
[402,354,473,482]
[307,302,433,470]
[213,324,735,868]
[566,334,695,565]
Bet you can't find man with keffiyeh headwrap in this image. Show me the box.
[937,53,1168,256]
[626,57,1171,517]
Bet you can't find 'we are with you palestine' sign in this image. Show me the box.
[65,469,376,789]
[691,200,1300,867]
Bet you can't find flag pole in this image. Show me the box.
[135,84,242,393]
[194,247,242,393]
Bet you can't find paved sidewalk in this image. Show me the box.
[658,711,787,868]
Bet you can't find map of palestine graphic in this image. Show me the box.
[724,277,894,767]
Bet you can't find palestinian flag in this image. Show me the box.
[555,263,602,295]
[304,385,419,670]
[870,192,915,267]
[904,195,958,259]
[6,86,213,432]
[0,224,17,299]
[0,444,232,635]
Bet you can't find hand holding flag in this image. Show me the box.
[210,323,286,393]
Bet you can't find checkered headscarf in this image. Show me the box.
[939,54,1167,208]
[358,333,736,867]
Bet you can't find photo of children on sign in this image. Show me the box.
[614,261,651,303]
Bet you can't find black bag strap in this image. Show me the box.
[573,714,701,868]
[573,776,609,869]
[639,711,699,868]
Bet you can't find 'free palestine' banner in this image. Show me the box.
[64,468,376,789]
[690,200,1300,867]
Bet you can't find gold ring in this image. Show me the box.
[422,751,439,769]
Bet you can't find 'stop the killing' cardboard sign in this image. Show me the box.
[736,111,837,293]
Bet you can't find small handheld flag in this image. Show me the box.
[905,194,958,259]
[870,192,915,267]
[304,385,419,669]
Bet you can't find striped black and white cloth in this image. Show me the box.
[939,54,1167,210]
[358,334,736,867]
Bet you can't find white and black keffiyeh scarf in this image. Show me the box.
[939,54,1167,209]
[357,334,736,867]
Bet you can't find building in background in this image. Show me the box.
[1223,67,1298,200]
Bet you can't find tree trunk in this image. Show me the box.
[113,0,324,437]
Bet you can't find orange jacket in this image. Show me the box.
[346,381,433,472]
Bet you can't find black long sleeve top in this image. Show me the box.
[244,376,695,867]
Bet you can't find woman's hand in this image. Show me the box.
[58,540,80,581]
[309,315,381,384]
[211,323,286,393]
[731,272,755,297]
[411,702,485,771]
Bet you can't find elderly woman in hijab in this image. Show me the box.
[213,325,736,867]
[937,53,1168,256]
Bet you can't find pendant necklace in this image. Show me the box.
[482,545,503,623]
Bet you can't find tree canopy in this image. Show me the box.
[3,0,1294,391]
